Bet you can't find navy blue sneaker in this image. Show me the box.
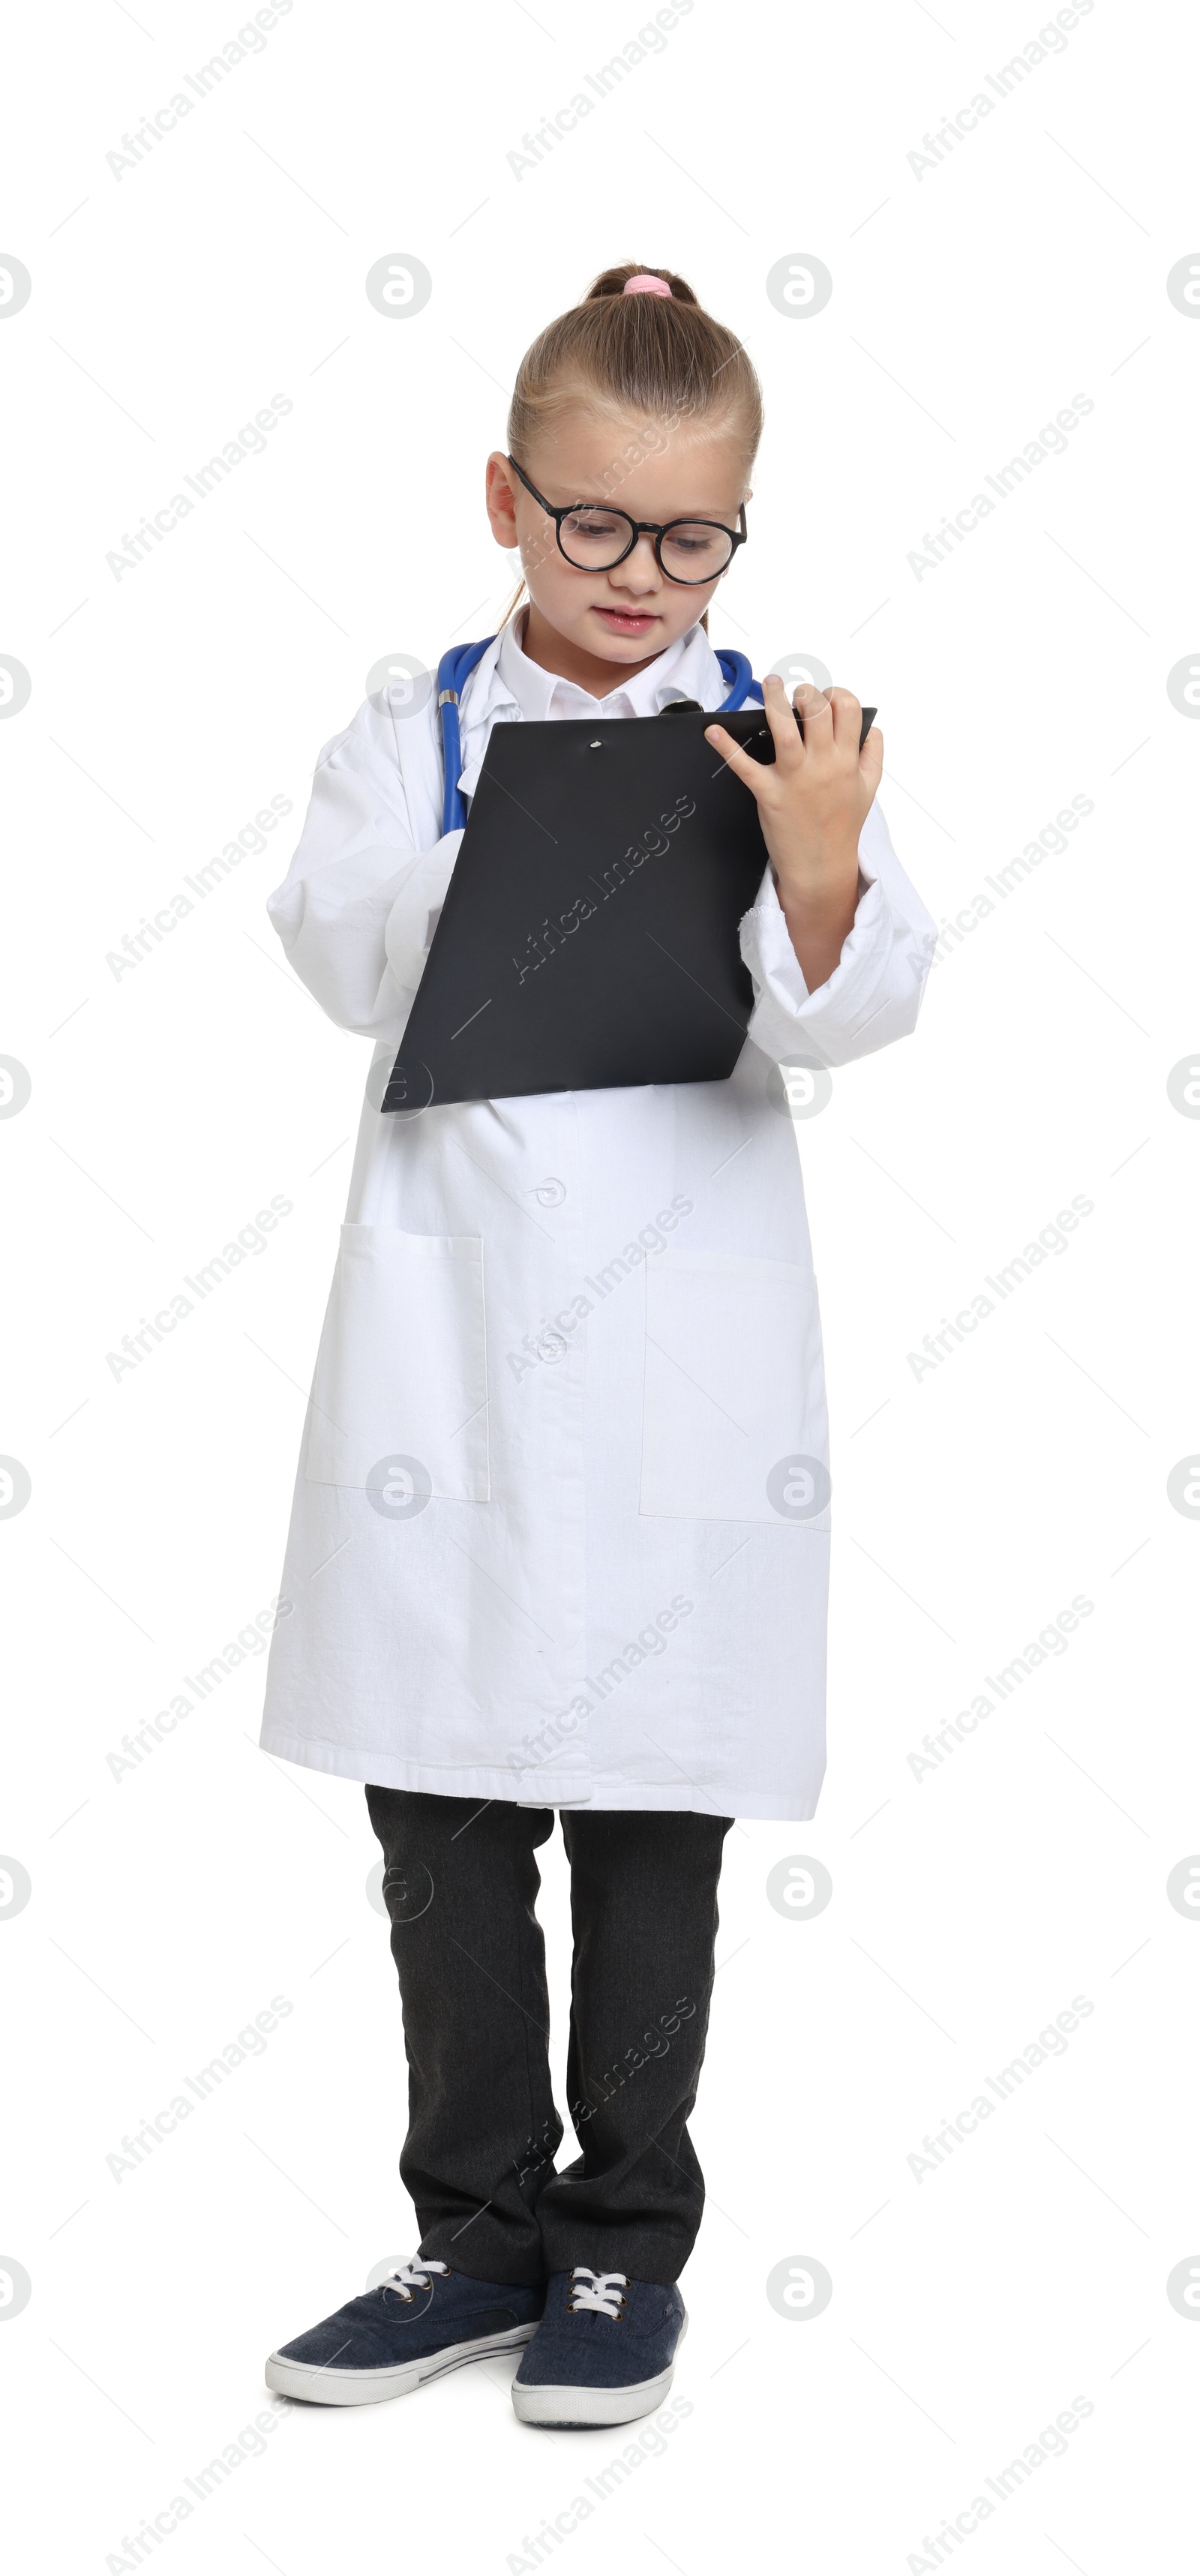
[511,2268,687,2427]
[266,2258,544,2405]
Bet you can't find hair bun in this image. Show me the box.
[584,262,699,307]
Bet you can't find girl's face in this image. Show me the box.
[485,408,750,679]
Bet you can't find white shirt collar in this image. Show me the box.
[455,607,733,797]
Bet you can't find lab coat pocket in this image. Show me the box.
[304,1225,489,1500]
[640,1249,829,1525]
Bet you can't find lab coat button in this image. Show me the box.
[533,1177,566,1207]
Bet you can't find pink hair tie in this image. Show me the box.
[622,273,672,296]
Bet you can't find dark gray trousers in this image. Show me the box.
[365,1787,733,2287]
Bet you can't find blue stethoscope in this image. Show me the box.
[435,636,764,837]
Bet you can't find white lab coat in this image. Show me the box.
[259,615,936,1819]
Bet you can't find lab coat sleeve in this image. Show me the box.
[738,797,939,1069]
[266,695,460,1045]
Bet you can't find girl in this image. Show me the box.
[260,262,936,2429]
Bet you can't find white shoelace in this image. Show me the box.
[568,2268,628,2320]
[379,2258,448,2302]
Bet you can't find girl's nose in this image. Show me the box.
[607,534,661,594]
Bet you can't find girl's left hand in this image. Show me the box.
[705,677,884,989]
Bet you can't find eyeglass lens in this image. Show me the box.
[558,505,734,580]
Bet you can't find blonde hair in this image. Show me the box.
[497,260,763,637]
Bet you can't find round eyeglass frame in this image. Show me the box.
[506,455,748,586]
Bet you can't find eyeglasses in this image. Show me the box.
[507,455,748,586]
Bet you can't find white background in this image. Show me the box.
[2,0,1198,2567]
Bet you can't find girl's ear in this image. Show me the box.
[484,451,521,550]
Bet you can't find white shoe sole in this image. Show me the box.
[266,2320,538,2406]
[511,2311,688,2428]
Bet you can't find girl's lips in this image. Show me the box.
[592,606,658,631]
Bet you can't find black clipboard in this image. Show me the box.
[382,698,876,1111]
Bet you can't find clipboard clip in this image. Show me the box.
[664,697,878,750]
